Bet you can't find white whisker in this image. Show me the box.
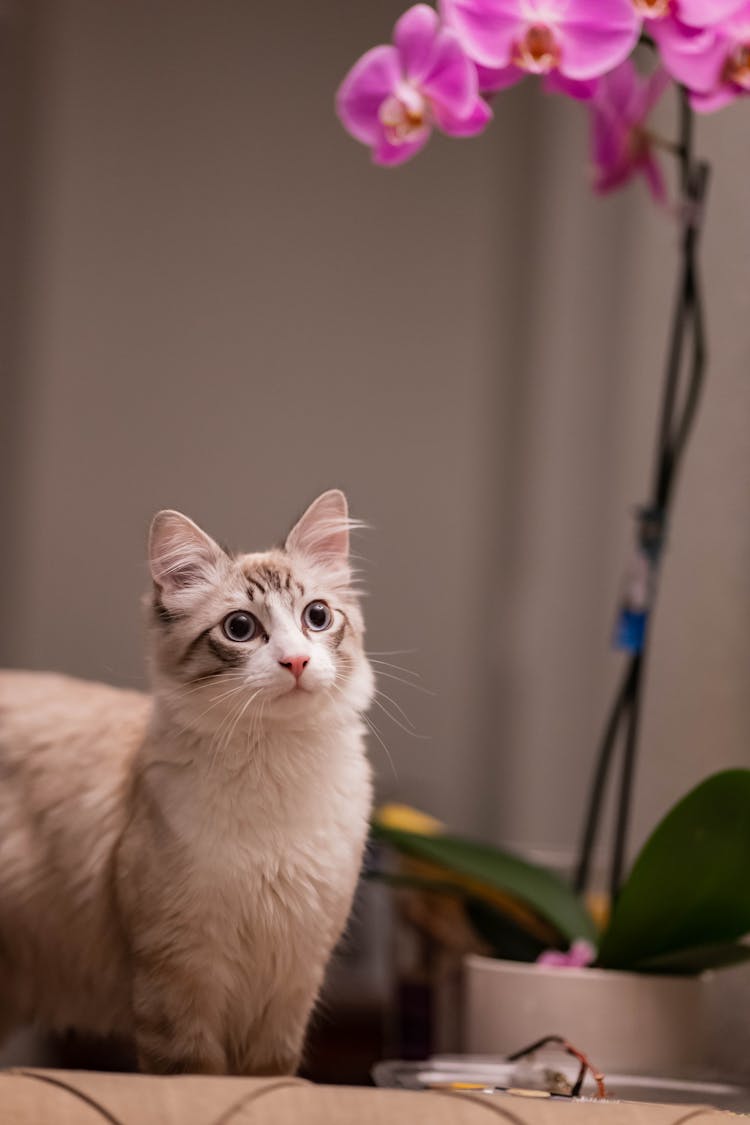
[373,669,435,696]
[371,694,429,741]
[361,712,399,781]
[368,658,422,679]
[373,687,416,730]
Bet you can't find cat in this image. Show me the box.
[0,489,374,1075]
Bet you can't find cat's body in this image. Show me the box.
[0,491,374,1074]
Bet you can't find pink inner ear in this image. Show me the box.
[158,558,207,590]
[304,517,349,560]
[151,542,216,593]
[149,511,223,593]
[285,491,351,566]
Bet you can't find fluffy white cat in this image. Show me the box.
[0,490,374,1075]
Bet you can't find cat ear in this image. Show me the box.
[285,489,352,572]
[149,510,225,595]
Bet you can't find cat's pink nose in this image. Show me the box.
[279,655,309,681]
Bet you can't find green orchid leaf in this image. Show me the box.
[632,940,750,976]
[365,869,472,896]
[366,868,548,960]
[372,823,597,946]
[599,769,750,971]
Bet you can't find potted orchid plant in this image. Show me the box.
[370,772,750,1077]
[335,0,750,1083]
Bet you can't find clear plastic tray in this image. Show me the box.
[372,1056,750,1112]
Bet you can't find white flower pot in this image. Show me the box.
[463,954,713,1079]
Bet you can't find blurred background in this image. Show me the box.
[0,0,748,1080]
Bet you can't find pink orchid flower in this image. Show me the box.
[685,2,750,110]
[589,60,670,202]
[439,0,640,84]
[475,59,598,101]
[634,0,747,92]
[537,939,597,968]
[336,4,492,166]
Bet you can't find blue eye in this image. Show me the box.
[303,601,332,632]
[222,611,257,642]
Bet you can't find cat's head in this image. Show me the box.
[146,490,373,735]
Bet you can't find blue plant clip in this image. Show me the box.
[614,606,647,653]
[613,507,664,654]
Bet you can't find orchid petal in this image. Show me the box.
[421,28,478,117]
[544,70,599,100]
[536,950,571,967]
[587,59,669,204]
[641,154,668,204]
[651,19,727,92]
[394,4,440,83]
[476,62,526,93]
[628,64,670,120]
[568,939,597,967]
[555,16,641,80]
[537,940,596,968]
[690,83,742,111]
[433,96,493,135]
[373,130,432,166]
[594,162,630,196]
[562,0,639,24]
[336,46,401,145]
[592,103,626,178]
[678,0,746,27]
[643,65,672,112]
[722,0,750,30]
[440,0,523,68]
[596,53,639,112]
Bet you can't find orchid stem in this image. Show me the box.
[574,87,709,905]
[573,665,633,895]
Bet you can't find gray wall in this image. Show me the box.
[2,0,748,871]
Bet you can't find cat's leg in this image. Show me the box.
[132,961,228,1075]
[235,979,321,1077]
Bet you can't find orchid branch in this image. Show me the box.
[575,87,710,901]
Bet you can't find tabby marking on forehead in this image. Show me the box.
[243,561,304,602]
[258,566,284,593]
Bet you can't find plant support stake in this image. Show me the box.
[574,89,710,903]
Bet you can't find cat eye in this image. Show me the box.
[222,611,258,643]
[303,601,333,632]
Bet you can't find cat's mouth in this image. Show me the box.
[280,680,312,697]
